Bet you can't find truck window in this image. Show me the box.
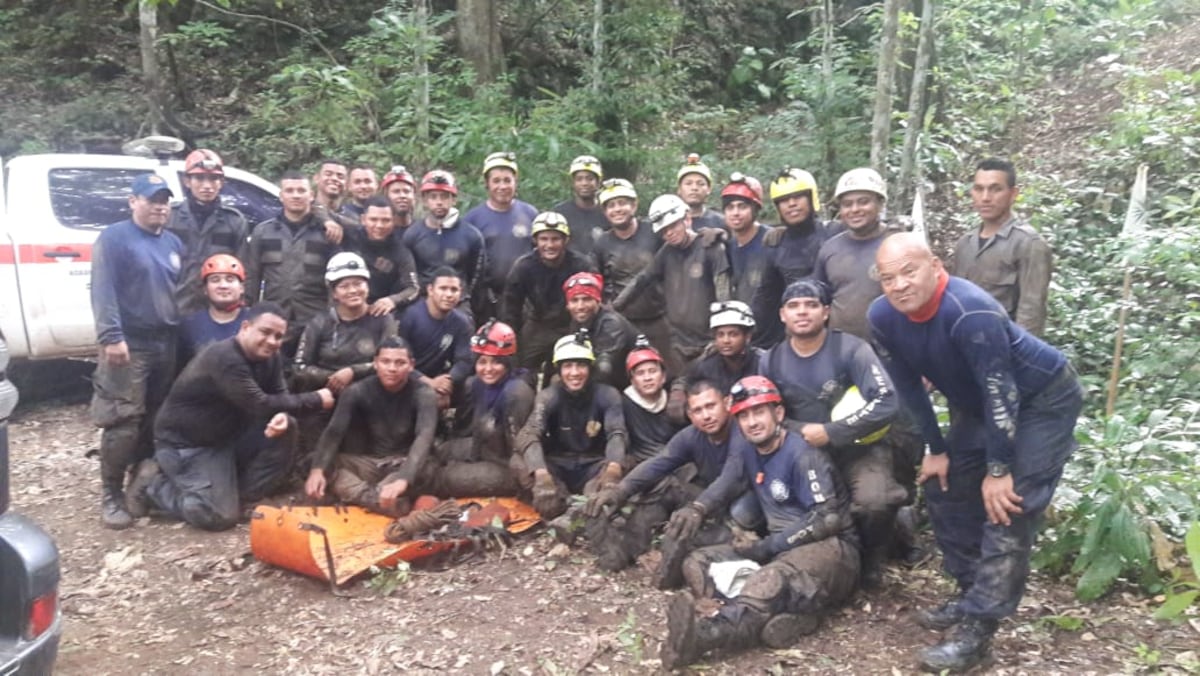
[49,168,145,230]
[217,178,281,228]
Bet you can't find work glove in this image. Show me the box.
[697,227,728,248]
[664,502,706,542]
[732,527,769,563]
[532,473,567,519]
[584,486,626,518]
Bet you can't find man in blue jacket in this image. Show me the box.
[868,232,1083,672]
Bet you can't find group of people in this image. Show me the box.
[89,148,1075,672]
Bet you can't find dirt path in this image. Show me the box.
[7,400,1198,675]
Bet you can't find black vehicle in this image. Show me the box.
[0,335,61,674]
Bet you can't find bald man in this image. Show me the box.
[866,233,1082,673]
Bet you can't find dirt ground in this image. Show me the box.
[5,395,1198,676]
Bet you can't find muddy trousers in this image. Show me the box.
[833,443,912,575]
[91,344,177,494]
[146,420,298,531]
[927,365,1083,620]
[429,437,524,497]
[518,320,571,387]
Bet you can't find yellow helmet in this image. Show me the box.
[569,155,603,180]
[830,386,890,445]
[482,151,518,177]
[531,211,571,239]
[769,168,821,211]
[676,152,713,185]
[598,178,638,205]
[552,332,595,364]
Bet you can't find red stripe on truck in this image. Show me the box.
[0,243,92,264]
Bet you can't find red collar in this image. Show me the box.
[906,270,950,322]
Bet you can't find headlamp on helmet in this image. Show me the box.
[728,375,783,416]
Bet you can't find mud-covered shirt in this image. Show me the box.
[614,234,732,351]
[692,207,726,231]
[684,347,764,395]
[814,226,898,340]
[292,309,399,391]
[622,390,686,463]
[242,211,337,338]
[751,219,841,347]
[758,330,897,448]
[402,215,485,296]
[867,275,1068,466]
[447,374,536,463]
[592,221,665,322]
[465,200,538,296]
[501,250,597,330]
[341,227,420,308]
[552,199,609,260]
[620,424,739,499]
[155,337,324,450]
[398,301,474,385]
[517,382,628,470]
[571,307,640,390]
[168,199,248,315]
[311,376,439,483]
[728,225,773,306]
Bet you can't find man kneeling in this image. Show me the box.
[126,303,334,531]
[304,336,439,515]
[661,375,859,669]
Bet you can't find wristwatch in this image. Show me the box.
[987,462,1010,478]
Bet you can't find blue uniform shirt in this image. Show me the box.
[90,219,183,347]
[398,299,475,385]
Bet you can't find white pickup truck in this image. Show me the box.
[0,144,279,366]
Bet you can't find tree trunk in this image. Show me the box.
[416,0,431,149]
[590,0,604,95]
[897,0,936,211]
[139,0,164,134]
[869,0,903,174]
[820,0,836,190]
[456,0,503,85]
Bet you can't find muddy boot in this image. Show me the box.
[652,533,690,590]
[861,545,888,590]
[101,479,133,530]
[662,593,764,670]
[760,613,820,649]
[587,516,633,572]
[125,459,160,518]
[916,595,966,631]
[919,617,997,673]
[662,591,701,670]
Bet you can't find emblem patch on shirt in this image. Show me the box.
[439,334,453,350]
[689,262,704,279]
[585,420,602,438]
[169,251,181,272]
[769,478,789,502]
[512,224,529,238]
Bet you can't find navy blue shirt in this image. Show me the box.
[728,225,772,306]
[402,216,486,295]
[178,307,248,366]
[91,219,183,348]
[867,275,1068,465]
[685,347,764,395]
[621,424,740,498]
[751,219,842,347]
[398,300,475,385]
[464,200,538,294]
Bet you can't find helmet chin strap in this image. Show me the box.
[213,298,243,313]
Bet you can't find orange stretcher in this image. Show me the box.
[250,497,540,588]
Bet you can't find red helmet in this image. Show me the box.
[381,164,416,190]
[625,336,664,374]
[728,375,782,416]
[200,253,245,281]
[420,170,458,195]
[563,272,603,302]
[185,149,224,176]
[470,319,517,357]
[720,172,763,208]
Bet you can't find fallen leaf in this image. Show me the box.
[490,660,505,675]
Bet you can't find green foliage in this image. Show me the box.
[615,609,646,664]
[1153,522,1200,620]
[158,21,235,51]
[365,561,411,597]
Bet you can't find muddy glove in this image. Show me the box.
[664,502,706,541]
[584,485,626,518]
[667,385,688,425]
[531,471,567,519]
[697,227,727,248]
[732,528,769,563]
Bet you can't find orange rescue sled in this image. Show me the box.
[250,498,540,587]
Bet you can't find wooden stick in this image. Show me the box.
[1105,268,1133,417]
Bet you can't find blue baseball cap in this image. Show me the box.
[131,173,173,199]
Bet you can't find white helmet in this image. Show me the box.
[834,167,888,201]
[647,194,690,233]
[325,252,370,285]
[709,300,755,330]
[831,386,890,444]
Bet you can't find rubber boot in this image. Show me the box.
[916,595,966,631]
[760,613,820,648]
[101,478,133,530]
[124,459,161,518]
[652,533,690,590]
[919,617,998,673]
[587,516,634,572]
[662,592,765,670]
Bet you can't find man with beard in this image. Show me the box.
[380,165,417,231]
[660,375,859,669]
[751,168,842,348]
[125,303,335,531]
[614,194,732,376]
[501,212,597,379]
[304,336,439,516]
[758,279,903,588]
[814,167,903,340]
[552,155,608,260]
[434,321,536,497]
[466,152,539,320]
[243,171,339,357]
[676,153,726,231]
[168,149,248,315]
[592,179,674,367]
[177,253,250,366]
[868,233,1082,672]
[563,272,639,389]
[516,332,628,519]
[399,267,474,409]
[340,195,420,316]
[339,164,379,219]
[403,170,485,314]
[720,174,772,306]
[91,173,184,529]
